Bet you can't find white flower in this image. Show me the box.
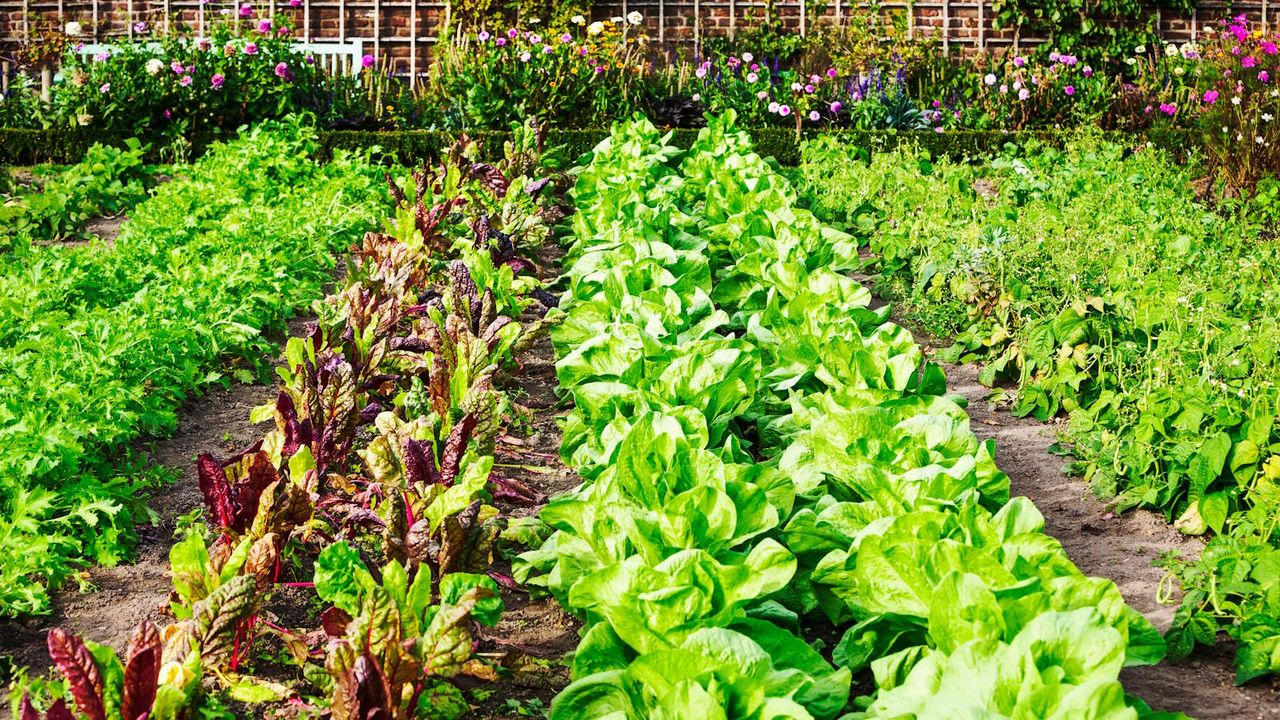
[1232,95,1242,106]
[65,21,82,36]
[741,52,753,63]
[692,93,701,102]
[1263,113,1274,122]
[767,101,779,113]
[1165,43,1178,57]
[626,11,643,25]
[145,58,164,75]
[519,51,531,62]
[984,73,997,86]
[1134,44,1146,54]
[790,81,802,91]
[570,14,585,24]
[1174,67,1184,76]
[610,16,623,22]
[1271,89,1279,97]
[1257,136,1266,144]
[587,21,604,35]
[528,17,541,23]
[756,90,767,100]
[1124,57,1136,66]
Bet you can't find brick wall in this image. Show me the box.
[1,0,1275,78]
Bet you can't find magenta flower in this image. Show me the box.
[361,53,374,67]
[211,73,225,88]
[779,104,791,117]
[826,67,837,78]
[1013,56,1026,67]
[274,61,289,78]
[289,0,301,6]
[244,42,258,54]
[171,60,185,74]
[1261,71,1271,82]
[1082,65,1092,77]
[239,3,253,17]
[808,110,820,121]
[179,75,192,87]
[593,65,603,74]
[94,51,110,62]
[507,27,518,38]
[578,46,588,56]
[830,101,843,113]
[1159,102,1177,116]
[496,37,506,46]
[1203,90,1219,103]
[258,18,272,32]
[1263,41,1278,55]
[804,83,815,93]
[1064,85,1075,95]
[1242,55,1257,68]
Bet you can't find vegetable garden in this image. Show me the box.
[3,6,1280,720]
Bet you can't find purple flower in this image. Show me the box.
[99,82,110,93]
[361,53,374,67]
[1203,89,1219,104]
[830,101,843,113]
[496,38,506,46]
[258,18,272,32]
[593,65,603,74]
[211,73,225,88]
[305,54,315,64]
[244,42,258,54]
[171,60,185,74]
[826,67,837,78]
[560,32,572,43]
[1261,71,1271,82]
[239,3,253,17]
[507,27,518,38]
[94,51,110,62]
[179,75,192,86]
[804,83,815,93]
[1159,102,1177,116]
[133,21,147,32]
[275,61,289,77]
[1064,85,1075,95]
[1013,56,1026,67]
[477,30,490,41]
[808,110,820,121]
[578,46,588,56]
[1243,56,1257,68]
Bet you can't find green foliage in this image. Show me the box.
[0,116,386,617]
[798,131,1280,682]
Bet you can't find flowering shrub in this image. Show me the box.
[428,17,648,130]
[1194,16,1280,194]
[52,15,321,144]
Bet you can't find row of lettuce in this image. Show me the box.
[0,119,391,617]
[15,121,571,717]
[796,134,1280,684]
[512,113,1183,717]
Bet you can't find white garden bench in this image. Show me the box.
[73,39,366,79]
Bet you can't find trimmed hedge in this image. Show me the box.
[3,125,1190,167]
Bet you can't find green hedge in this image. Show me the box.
[2,125,1191,168]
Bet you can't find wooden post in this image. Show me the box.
[942,0,949,54]
[304,0,311,40]
[728,0,735,37]
[800,0,806,36]
[659,0,665,44]
[372,0,379,66]
[978,0,985,51]
[409,0,416,81]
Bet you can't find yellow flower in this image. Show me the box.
[158,661,192,688]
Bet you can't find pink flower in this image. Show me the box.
[779,104,791,117]
[289,0,301,6]
[560,32,572,43]
[746,72,758,83]
[593,65,603,74]
[99,82,110,93]
[211,73,225,88]
[238,3,253,17]
[1263,41,1278,55]
[1014,56,1026,67]
[830,101,843,113]
[542,44,552,53]
[1261,71,1271,82]
[1064,85,1075,95]
[809,110,820,121]
[579,46,587,56]
[519,51,531,62]
[496,38,506,46]
[171,60,185,74]
[804,84,815,93]
[477,30,490,41]
[179,75,192,87]
[244,42,258,54]
[1018,87,1030,100]
[258,18,272,32]
[164,109,171,118]
[133,21,147,32]
[695,67,706,78]
[197,38,211,51]
[1242,55,1257,68]
[1082,65,1092,77]
[826,67,837,78]
[507,28,517,38]
[361,54,374,67]
[1203,90,1219,103]
[1159,102,1177,116]
[274,61,289,77]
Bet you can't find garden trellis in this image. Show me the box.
[1,0,1277,81]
